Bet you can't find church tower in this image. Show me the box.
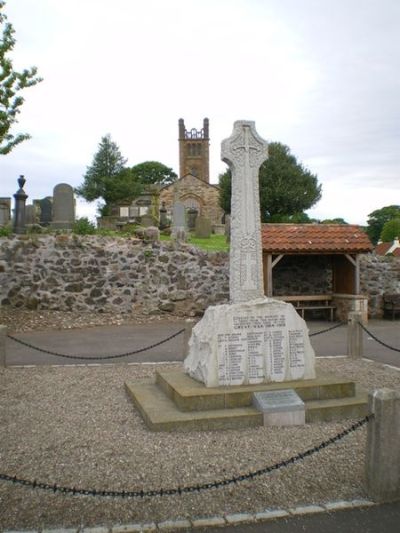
[178,118,210,183]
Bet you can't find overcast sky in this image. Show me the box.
[1,0,399,224]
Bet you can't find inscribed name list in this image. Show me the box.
[184,298,316,387]
[217,312,305,386]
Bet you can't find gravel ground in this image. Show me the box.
[1,357,399,531]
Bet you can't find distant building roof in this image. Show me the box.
[261,224,373,254]
[375,238,400,256]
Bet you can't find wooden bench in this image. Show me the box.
[383,293,400,320]
[275,295,336,321]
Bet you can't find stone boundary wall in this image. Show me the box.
[0,235,399,317]
[0,235,229,316]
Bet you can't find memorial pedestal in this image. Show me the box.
[125,369,369,432]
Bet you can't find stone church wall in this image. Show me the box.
[0,235,398,318]
[160,175,225,225]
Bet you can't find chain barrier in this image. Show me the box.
[6,328,186,360]
[0,415,371,499]
[358,322,400,353]
[309,321,346,337]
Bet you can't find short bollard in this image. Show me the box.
[366,389,400,502]
[347,311,363,358]
[0,325,7,367]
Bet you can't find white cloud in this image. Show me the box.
[1,0,399,225]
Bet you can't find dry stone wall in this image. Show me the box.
[0,235,398,317]
[0,235,229,316]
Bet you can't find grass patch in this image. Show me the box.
[189,234,229,252]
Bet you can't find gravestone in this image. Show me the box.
[194,216,212,238]
[0,198,11,226]
[159,202,168,229]
[187,208,198,231]
[25,205,37,225]
[184,121,316,387]
[141,213,157,227]
[38,197,53,226]
[52,183,75,229]
[171,201,187,242]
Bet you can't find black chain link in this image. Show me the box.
[358,322,400,353]
[0,415,371,498]
[309,321,346,337]
[6,328,185,360]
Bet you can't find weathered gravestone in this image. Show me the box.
[37,197,53,226]
[25,205,37,225]
[52,183,75,229]
[187,208,198,231]
[194,215,212,238]
[184,121,315,387]
[171,201,187,242]
[0,198,11,226]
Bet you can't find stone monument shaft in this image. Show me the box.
[221,121,268,303]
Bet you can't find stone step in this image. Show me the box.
[125,380,262,432]
[125,380,368,432]
[155,370,357,412]
[305,390,369,423]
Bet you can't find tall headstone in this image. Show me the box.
[25,205,37,225]
[38,197,53,226]
[51,183,75,229]
[0,198,11,226]
[222,121,267,303]
[184,121,316,387]
[159,201,168,229]
[171,201,187,242]
[194,216,212,238]
[13,175,28,234]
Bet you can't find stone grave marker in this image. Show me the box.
[171,201,187,241]
[253,389,305,426]
[187,208,198,231]
[0,198,11,226]
[38,197,53,226]
[52,183,75,229]
[141,213,157,227]
[194,216,211,238]
[24,205,37,225]
[184,121,316,387]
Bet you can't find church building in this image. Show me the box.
[159,118,224,225]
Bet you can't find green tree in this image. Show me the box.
[130,161,177,185]
[102,167,143,206]
[219,142,321,222]
[75,134,128,202]
[321,218,348,224]
[366,205,400,244]
[380,218,400,243]
[0,1,42,154]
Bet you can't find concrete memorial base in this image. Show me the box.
[184,297,316,388]
[253,389,305,426]
[125,369,368,432]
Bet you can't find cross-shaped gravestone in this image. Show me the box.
[221,121,268,303]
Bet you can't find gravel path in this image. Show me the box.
[1,357,399,531]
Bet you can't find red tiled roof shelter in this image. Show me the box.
[261,224,373,303]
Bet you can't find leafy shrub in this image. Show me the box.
[0,225,12,237]
[72,217,96,235]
